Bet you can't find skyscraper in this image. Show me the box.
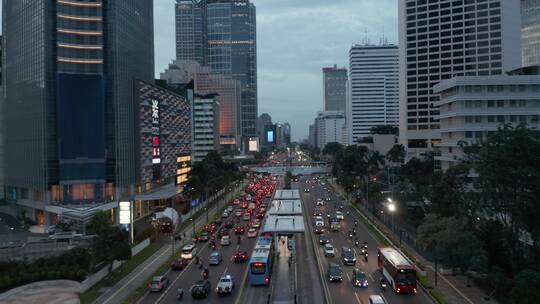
[176,0,206,64]
[347,45,399,143]
[398,0,521,157]
[257,113,273,142]
[323,65,348,112]
[175,0,258,137]
[521,0,540,66]
[2,0,154,224]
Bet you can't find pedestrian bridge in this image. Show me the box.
[248,165,329,176]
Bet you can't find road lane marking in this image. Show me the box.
[346,272,351,281]
[354,291,363,304]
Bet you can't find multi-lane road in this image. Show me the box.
[299,175,434,304]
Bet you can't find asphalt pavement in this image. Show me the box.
[299,176,434,304]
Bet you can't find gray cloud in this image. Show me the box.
[154,0,398,141]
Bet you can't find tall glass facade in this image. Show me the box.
[176,0,206,64]
[522,0,540,66]
[2,0,154,207]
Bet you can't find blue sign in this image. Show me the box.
[191,199,199,207]
[267,131,274,143]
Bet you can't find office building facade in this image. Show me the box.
[257,113,273,142]
[160,60,241,150]
[192,94,220,162]
[175,0,258,137]
[323,65,348,112]
[433,70,540,171]
[398,0,521,157]
[314,111,347,149]
[2,0,154,225]
[347,45,399,143]
[522,0,540,66]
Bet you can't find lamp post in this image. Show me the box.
[190,217,195,238]
[204,207,208,223]
[387,198,396,234]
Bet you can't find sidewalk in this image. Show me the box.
[91,180,246,304]
[329,179,497,304]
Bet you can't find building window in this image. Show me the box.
[465,131,473,138]
[465,116,472,123]
[497,100,504,107]
[488,116,495,122]
[475,116,482,123]
[510,115,517,122]
[519,115,527,122]
[488,100,494,107]
[497,115,505,123]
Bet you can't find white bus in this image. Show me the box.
[181,244,197,259]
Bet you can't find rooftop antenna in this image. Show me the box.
[362,28,370,45]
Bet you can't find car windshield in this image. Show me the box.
[397,270,416,286]
[220,278,231,283]
[355,272,367,280]
[330,265,341,275]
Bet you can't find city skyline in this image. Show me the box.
[155,0,398,140]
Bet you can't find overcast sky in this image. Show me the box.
[154,0,397,141]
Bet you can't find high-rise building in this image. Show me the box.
[347,45,399,143]
[192,94,220,162]
[160,60,241,150]
[398,0,521,158]
[434,66,540,171]
[309,124,317,148]
[175,0,206,64]
[323,65,348,112]
[314,111,347,149]
[282,122,292,146]
[2,0,154,225]
[257,113,273,142]
[175,0,258,137]
[521,0,540,66]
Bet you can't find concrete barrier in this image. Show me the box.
[0,279,81,302]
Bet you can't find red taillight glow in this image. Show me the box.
[254,262,265,267]
[265,277,269,283]
[414,288,417,293]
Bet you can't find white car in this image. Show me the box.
[335,211,344,220]
[227,206,234,212]
[368,295,387,304]
[315,219,325,227]
[247,228,257,238]
[316,199,324,206]
[216,274,234,294]
[222,211,229,218]
[324,243,335,257]
[221,235,231,246]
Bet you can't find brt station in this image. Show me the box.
[262,189,305,262]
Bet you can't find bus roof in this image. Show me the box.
[255,236,273,248]
[379,247,414,269]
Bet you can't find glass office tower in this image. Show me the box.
[2,0,154,224]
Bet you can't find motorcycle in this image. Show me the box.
[354,221,358,227]
[202,268,209,279]
[364,252,369,262]
[348,233,353,239]
[380,279,387,291]
[177,288,184,300]
[346,211,350,215]
[355,240,359,247]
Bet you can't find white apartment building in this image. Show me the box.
[398,0,522,158]
[433,71,540,171]
[347,44,399,143]
[192,94,220,162]
[315,111,347,149]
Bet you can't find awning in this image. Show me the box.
[268,200,303,216]
[262,215,305,233]
[135,183,184,201]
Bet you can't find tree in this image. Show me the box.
[87,211,131,273]
[322,142,344,158]
[386,144,406,165]
[463,125,540,272]
[370,125,399,135]
[510,270,540,304]
[430,164,471,217]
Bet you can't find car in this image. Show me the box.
[235,210,243,217]
[313,208,322,216]
[319,234,330,245]
[251,219,261,228]
[233,199,240,205]
[216,274,234,295]
[218,228,230,238]
[321,182,326,186]
[316,199,324,206]
[234,250,248,263]
[225,220,234,228]
[341,247,357,265]
[304,188,310,193]
[368,295,387,304]
[314,226,324,234]
[208,251,222,265]
[149,276,169,292]
[204,223,217,232]
[214,218,223,225]
[328,263,343,282]
[335,211,344,220]
[324,243,335,257]
[227,206,234,212]
[191,280,211,299]
[171,258,188,271]
[247,228,257,238]
[315,219,324,227]
[255,212,265,219]
[243,213,251,221]
[199,232,209,242]
[222,211,230,218]
[221,235,231,246]
[352,268,369,287]
[325,197,331,201]
[235,226,245,235]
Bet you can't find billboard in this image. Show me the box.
[267,130,274,143]
[119,201,131,224]
[248,137,259,152]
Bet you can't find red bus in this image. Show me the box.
[377,247,417,294]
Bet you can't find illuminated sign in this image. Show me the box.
[267,131,274,143]
[248,138,259,152]
[176,154,191,185]
[119,201,131,224]
[151,99,161,174]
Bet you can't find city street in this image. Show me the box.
[299,176,435,304]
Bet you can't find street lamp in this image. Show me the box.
[204,207,208,223]
[190,218,195,238]
[387,198,396,234]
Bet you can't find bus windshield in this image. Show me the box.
[397,270,416,286]
[250,263,266,274]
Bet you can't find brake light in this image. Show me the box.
[397,287,400,293]
[414,288,417,293]
[265,277,269,283]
